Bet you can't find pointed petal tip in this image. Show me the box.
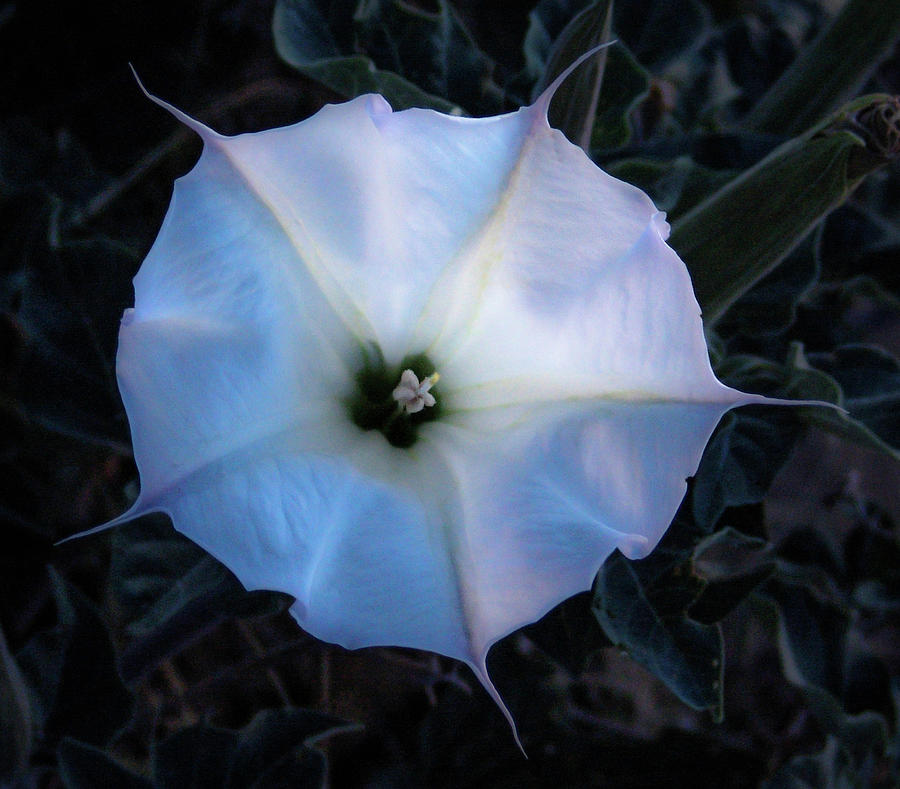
[129,63,220,141]
[467,657,527,757]
[730,390,846,414]
[54,500,151,546]
[532,40,617,120]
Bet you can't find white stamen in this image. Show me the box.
[392,369,439,414]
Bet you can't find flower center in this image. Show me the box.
[347,345,442,448]
[392,369,440,414]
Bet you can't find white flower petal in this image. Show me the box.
[117,142,355,503]
[412,98,659,358]
[153,432,470,659]
[207,95,545,360]
[424,399,737,663]
[438,216,744,409]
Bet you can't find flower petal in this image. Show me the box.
[151,431,471,659]
[201,95,548,360]
[438,216,744,409]
[423,399,737,665]
[117,129,355,502]
[147,425,523,739]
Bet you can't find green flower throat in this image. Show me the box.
[347,345,442,448]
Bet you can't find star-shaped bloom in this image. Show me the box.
[78,55,804,738]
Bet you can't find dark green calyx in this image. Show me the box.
[347,344,442,449]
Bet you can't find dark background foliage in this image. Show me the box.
[1,1,899,787]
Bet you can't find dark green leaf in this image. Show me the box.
[717,237,819,339]
[781,344,900,461]
[111,517,289,684]
[604,156,734,220]
[713,343,899,464]
[776,526,844,588]
[532,0,613,150]
[521,592,611,675]
[273,0,493,113]
[763,692,890,789]
[16,571,132,747]
[118,550,289,683]
[523,3,649,151]
[352,0,495,114]
[671,95,899,325]
[58,739,153,789]
[817,204,900,293]
[151,709,350,789]
[227,708,352,789]
[760,541,895,789]
[807,345,900,453]
[691,406,799,533]
[0,625,32,783]
[613,0,708,70]
[764,578,846,695]
[588,44,650,152]
[793,275,900,369]
[269,0,339,62]
[743,0,900,136]
[521,0,591,84]
[718,12,813,121]
[690,527,774,625]
[274,52,459,112]
[763,743,848,789]
[153,725,238,789]
[109,515,211,636]
[593,551,724,715]
[2,191,136,449]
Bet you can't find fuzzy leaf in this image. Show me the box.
[118,550,288,683]
[2,191,136,448]
[593,550,724,715]
[58,740,153,789]
[531,0,613,150]
[151,709,349,789]
[15,571,132,747]
[743,0,900,136]
[0,626,32,783]
[691,408,798,533]
[109,515,213,635]
[718,238,819,339]
[351,0,494,113]
[604,157,734,220]
[226,709,353,789]
[588,44,649,152]
[783,344,900,461]
[806,345,900,453]
[690,527,773,624]
[612,0,708,70]
[671,95,900,325]
[272,0,492,113]
[521,0,591,83]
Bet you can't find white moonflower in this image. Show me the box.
[74,54,803,740]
